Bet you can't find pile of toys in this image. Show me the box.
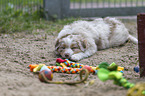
[29,58,124,74]
[28,58,145,96]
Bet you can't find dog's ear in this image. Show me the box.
[78,40,87,52]
[55,39,60,55]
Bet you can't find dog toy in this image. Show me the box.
[33,64,45,72]
[29,64,83,74]
[97,65,145,96]
[40,65,51,72]
[56,58,124,72]
[127,82,145,96]
[38,65,53,82]
[38,69,89,85]
[28,58,145,95]
[39,69,53,82]
[28,59,124,85]
[134,66,140,73]
[28,64,89,85]
[28,61,124,75]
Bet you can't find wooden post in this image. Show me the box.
[137,13,145,77]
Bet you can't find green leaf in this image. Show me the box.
[97,68,110,82]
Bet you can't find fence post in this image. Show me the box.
[137,13,145,77]
[43,0,70,20]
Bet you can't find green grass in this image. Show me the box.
[0,5,79,35]
[0,0,42,5]
[0,15,78,35]
[0,0,81,35]
[0,0,43,13]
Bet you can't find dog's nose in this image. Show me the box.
[64,53,70,58]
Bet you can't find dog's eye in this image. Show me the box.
[72,47,78,50]
[60,46,65,49]
[59,49,63,52]
[71,44,79,50]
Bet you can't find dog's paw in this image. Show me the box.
[70,54,83,61]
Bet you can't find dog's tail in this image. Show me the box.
[128,35,138,44]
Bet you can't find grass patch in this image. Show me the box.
[0,3,79,35]
[0,0,43,6]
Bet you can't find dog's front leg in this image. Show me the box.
[70,41,97,61]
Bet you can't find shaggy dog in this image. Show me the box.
[55,17,138,61]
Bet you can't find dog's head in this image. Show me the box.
[55,35,87,59]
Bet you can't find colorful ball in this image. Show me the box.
[39,70,53,82]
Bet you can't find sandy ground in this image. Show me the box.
[0,17,145,96]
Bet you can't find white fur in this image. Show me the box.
[55,17,138,61]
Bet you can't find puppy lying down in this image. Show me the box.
[55,17,138,61]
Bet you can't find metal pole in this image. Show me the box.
[137,13,145,77]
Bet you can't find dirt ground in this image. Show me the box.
[0,17,145,96]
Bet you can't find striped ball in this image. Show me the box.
[39,70,53,82]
